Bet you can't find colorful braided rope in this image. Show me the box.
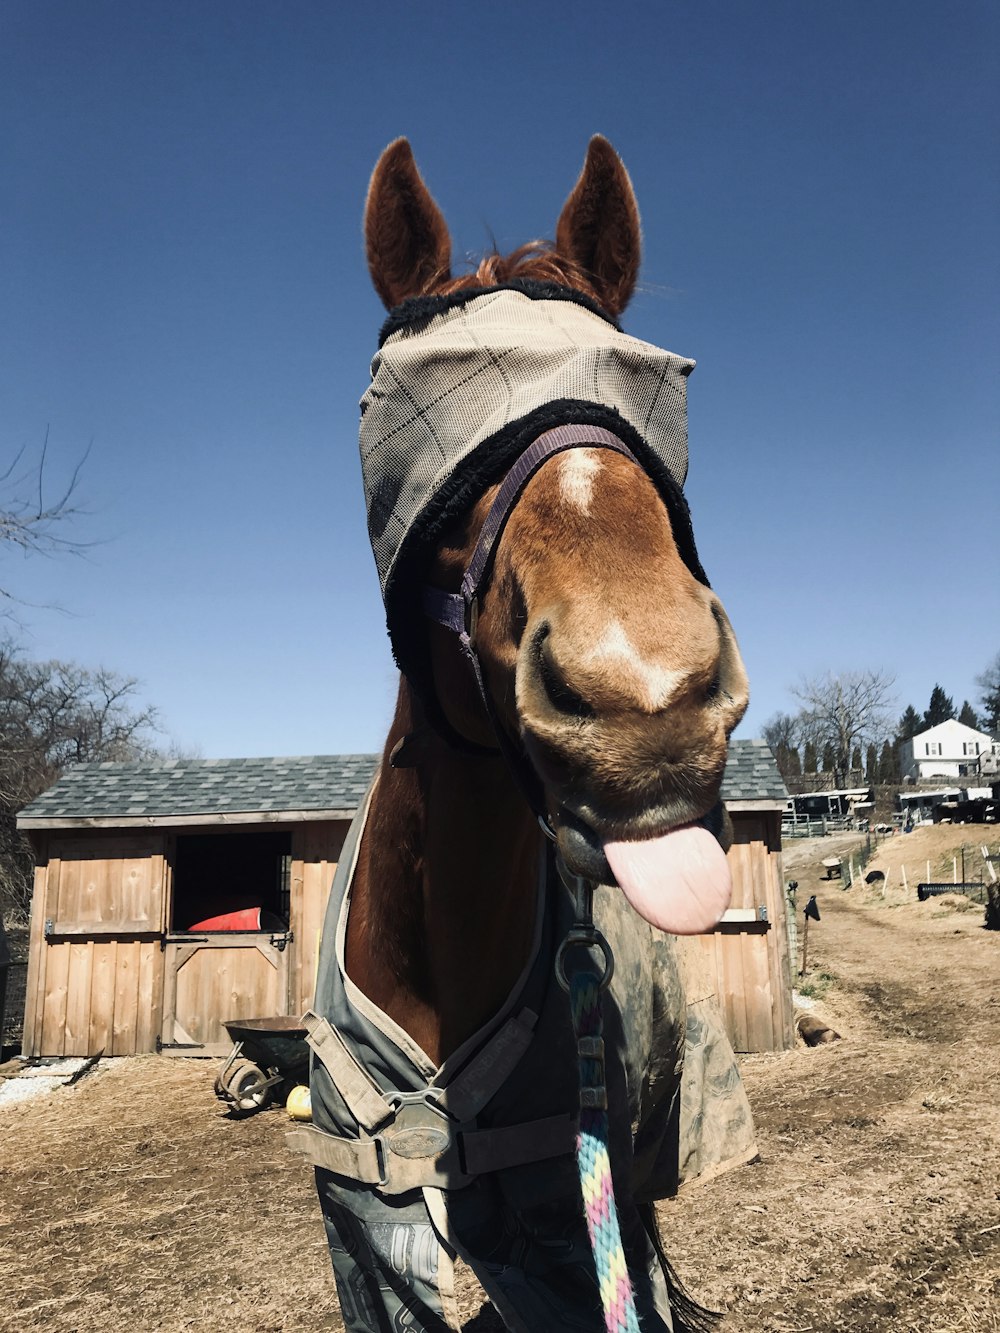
[570,969,640,1333]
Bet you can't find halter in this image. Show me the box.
[420,423,640,825]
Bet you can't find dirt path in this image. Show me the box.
[0,825,997,1331]
[665,826,1000,1332]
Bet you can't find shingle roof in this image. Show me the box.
[720,739,788,803]
[18,740,786,827]
[17,754,380,826]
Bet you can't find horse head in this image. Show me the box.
[363,137,749,937]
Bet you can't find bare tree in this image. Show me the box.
[791,669,896,789]
[0,641,159,915]
[1,434,90,609]
[761,711,800,778]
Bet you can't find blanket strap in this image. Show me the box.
[289,1111,576,1194]
[292,1005,576,1194]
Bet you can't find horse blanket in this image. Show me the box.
[291,783,757,1332]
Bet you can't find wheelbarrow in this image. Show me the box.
[214,1016,309,1117]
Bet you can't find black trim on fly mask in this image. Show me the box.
[383,396,710,735]
[421,425,642,824]
[378,279,622,347]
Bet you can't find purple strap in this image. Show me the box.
[423,425,639,649]
[421,425,640,820]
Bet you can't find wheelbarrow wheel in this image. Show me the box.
[222,1057,274,1115]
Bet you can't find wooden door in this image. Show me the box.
[28,836,166,1057]
[160,932,291,1056]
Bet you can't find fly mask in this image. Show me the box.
[358,281,712,730]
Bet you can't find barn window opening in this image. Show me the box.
[171,831,293,932]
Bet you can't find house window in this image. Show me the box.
[963,742,980,756]
[925,742,942,756]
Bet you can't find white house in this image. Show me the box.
[899,719,997,781]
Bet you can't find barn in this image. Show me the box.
[17,741,791,1059]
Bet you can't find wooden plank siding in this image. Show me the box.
[23,809,791,1058]
[24,834,167,1057]
[160,937,289,1055]
[21,844,49,1057]
[676,811,793,1054]
[48,835,165,934]
[290,820,349,1016]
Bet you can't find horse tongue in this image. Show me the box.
[603,824,732,935]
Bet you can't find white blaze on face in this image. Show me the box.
[585,621,685,710]
[559,448,603,515]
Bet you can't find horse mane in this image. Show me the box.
[429,241,604,308]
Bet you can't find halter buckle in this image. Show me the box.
[465,594,479,649]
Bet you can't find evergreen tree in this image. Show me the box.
[958,700,980,729]
[803,740,818,773]
[896,704,922,740]
[922,684,955,730]
[786,745,802,777]
[976,652,1000,733]
[866,743,878,782]
[851,745,862,773]
[822,742,836,772]
[879,739,898,784]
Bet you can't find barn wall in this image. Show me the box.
[24,811,788,1058]
[290,819,349,1016]
[678,811,793,1053]
[21,839,48,1058]
[24,819,351,1058]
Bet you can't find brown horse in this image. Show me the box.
[302,137,753,1333]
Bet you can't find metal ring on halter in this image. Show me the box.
[537,813,557,842]
[555,927,615,994]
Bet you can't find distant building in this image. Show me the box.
[899,719,997,781]
[785,787,871,824]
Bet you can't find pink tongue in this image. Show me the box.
[603,824,732,935]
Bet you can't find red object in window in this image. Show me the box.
[188,907,264,931]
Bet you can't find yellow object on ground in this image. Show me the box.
[286,1085,312,1121]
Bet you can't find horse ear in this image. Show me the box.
[555,136,641,317]
[364,139,452,310]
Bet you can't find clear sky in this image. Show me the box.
[2,1,997,758]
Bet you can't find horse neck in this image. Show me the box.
[345,680,540,1064]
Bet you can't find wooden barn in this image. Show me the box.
[17,741,792,1059]
[17,756,373,1059]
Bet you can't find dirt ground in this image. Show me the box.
[1,823,997,1332]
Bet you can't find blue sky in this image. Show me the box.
[2,1,997,757]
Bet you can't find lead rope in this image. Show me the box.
[557,875,641,1333]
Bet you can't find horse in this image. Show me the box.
[293,136,755,1333]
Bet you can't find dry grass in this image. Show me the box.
[662,825,1000,1332]
[0,1059,339,1331]
[860,823,997,897]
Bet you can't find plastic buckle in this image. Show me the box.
[373,1092,472,1194]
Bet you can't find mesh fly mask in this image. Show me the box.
[358,282,711,734]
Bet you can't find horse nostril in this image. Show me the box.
[705,673,721,703]
[534,626,594,719]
